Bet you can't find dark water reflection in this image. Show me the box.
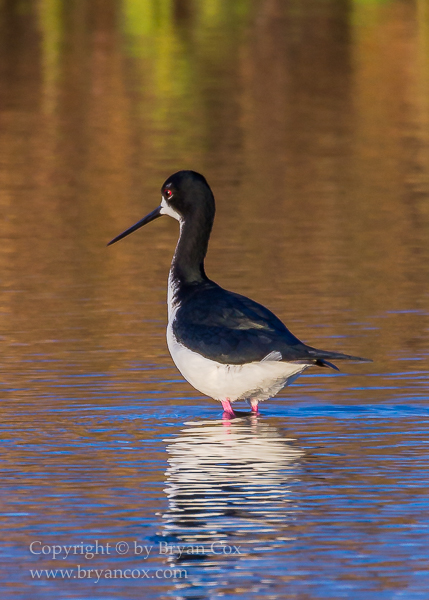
[1,0,429,598]
[158,410,429,600]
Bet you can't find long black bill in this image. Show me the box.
[107,206,162,246]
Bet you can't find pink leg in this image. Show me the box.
[221,398,236,419]
[250,399,259,414]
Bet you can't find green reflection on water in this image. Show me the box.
[37,0,62,115]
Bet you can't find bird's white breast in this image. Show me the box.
[166,274,308,402]
[168,337,307,402]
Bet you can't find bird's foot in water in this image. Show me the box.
[221,399,236,419]
[250,399,260,415]
[221,398,261,419]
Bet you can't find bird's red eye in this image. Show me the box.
[164,188,173,199]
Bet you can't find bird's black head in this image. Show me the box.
[160,170,215,224]
[107,170,215,246]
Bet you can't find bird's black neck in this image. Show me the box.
[170,213,213,285]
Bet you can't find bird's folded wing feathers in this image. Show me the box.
[173,285,370,366]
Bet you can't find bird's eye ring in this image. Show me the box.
[164,188,173,199]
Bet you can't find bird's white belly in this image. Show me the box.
[166,321,309,403]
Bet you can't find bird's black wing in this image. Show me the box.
[173,283,369,366]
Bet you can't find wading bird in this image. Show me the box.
[108,171,369,418]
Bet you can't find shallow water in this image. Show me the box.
[1,1,429,598]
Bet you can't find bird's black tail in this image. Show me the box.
[292,346,372,371]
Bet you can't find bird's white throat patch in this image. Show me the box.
[160,197,182,222]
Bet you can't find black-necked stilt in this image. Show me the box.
[108,170,370,418]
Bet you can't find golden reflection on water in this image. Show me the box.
[0,0,427,384]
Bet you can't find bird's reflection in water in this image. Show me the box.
[159,415,303,599]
